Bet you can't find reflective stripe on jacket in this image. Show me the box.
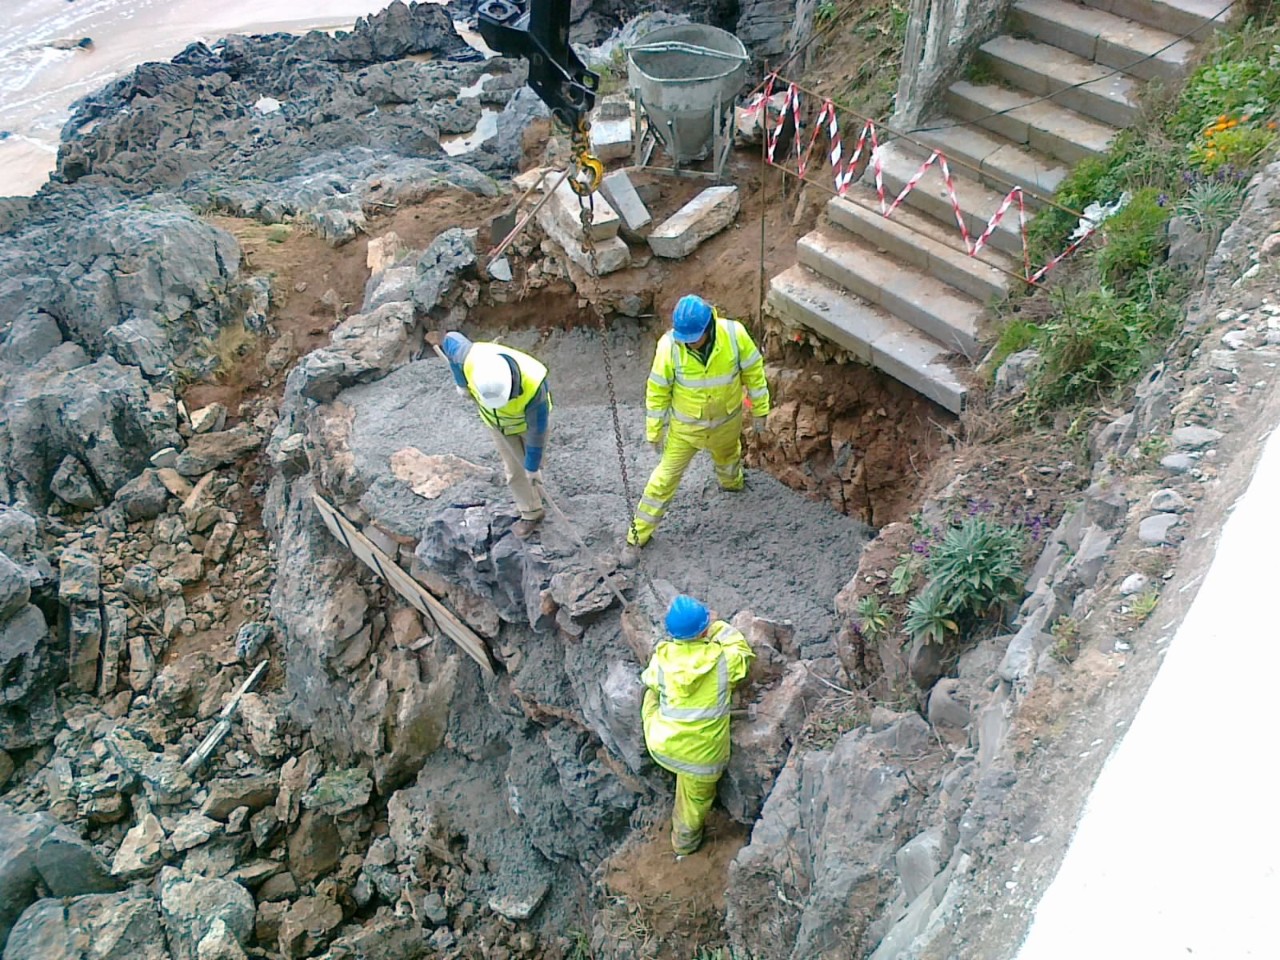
[645,312,771,442]
[640,621,755,777]
[462,343,550,436]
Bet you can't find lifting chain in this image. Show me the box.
[570,134,661,607]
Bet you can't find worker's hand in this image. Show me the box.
[649,438,664,456]
[455,385,469,398]
[527,469,544,486]
[425,331,444,348]
[752,416,767,435]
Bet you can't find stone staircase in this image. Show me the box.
[767,0,1232,414]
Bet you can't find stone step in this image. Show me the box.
[1078,0,1232,38]
[911,125,1067,205]
[825,191,1017,303]
[1011,0,1195,82]
[978,35,1140,128]
[798,227,985,358]
[945,80,1117,165]
[767,265,968,413]
[873,141,1026,258]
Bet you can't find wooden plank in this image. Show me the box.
[310,494,496,677]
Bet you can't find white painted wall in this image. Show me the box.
[1017,429,1280,959]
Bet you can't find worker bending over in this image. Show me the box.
[622,295,770,564]
[438,332,551,539]
[642,595,755,856]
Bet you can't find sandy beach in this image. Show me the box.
[0,0,446,197]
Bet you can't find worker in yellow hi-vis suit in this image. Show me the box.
[621,295,770,564]
[641,594,755,856]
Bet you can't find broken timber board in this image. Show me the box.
[310,493,496,677]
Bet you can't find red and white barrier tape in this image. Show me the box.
[756,72,1090,284]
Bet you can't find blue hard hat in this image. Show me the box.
[442,331,472,363]
[672,295,713,343]
[665,595,711,640]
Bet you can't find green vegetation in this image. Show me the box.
[904,517,1026,647]
[1050,616,1081,663]
[1129,587,1160,623]
[1003,18,1280,417]
[854,594,894,645]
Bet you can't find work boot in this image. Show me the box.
[513,514,544,539]
[619,542,643,568]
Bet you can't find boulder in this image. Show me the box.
[2,892,169,960]
[51,455,103,508]
[315,911,426,960]
[302,768,373,817]
[0,811,118,950]
[174,427,262,477]
[0,604,62,750]
[202,774,279,821]
[278,894,344,959]
[726,715,934,960]
[111,811,168,881]
[158,869,255,960]
[115,469,172,520]
[288,811,341,883]
[0,357,181,508]
[722,662,825,822]
[0,553,30,621]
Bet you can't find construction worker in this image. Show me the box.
[641,594,755,856]
[621,295,770,563]
[436,331,550,538]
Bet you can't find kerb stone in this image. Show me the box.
[648,186,740,259]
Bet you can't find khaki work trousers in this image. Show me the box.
[489,427,544,520]
[672,771,721,856]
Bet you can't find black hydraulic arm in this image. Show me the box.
[476,0,599,130]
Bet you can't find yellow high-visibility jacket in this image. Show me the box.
[645,313,771,443]
[641,621,755,777]
[462,343,550,436]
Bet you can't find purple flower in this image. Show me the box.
[1156,193,1168,207]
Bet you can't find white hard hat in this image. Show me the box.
[471,353,513,408]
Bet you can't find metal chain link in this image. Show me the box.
[576,190,661,604]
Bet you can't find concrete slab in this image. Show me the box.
[797,229,984,358]
[535,199,630,276]
[945,81,1116,164]
[826,193,1017,303]
[979,35,1140,128]
[599,169,652,235]
[1011,0,1194,82]
[911,126,1067,204]
[1086,0,1233,38]
[547,176,620,242]
[590,119,634,163]
[767,265,967,413]
[648,186,740,259]
[873,142,1026,258]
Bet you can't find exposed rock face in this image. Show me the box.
[726,715,940,960]
[57,2,476,191]
[0,811,119,951]
[159,868,256,960]
[0,355,182,509]
[0,601,61,751]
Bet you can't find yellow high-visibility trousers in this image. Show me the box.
[628,418,743,546]
[672,771,721,855]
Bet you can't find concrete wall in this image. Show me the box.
[892,0,1013,130]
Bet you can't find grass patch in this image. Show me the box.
[195,323,261,381]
